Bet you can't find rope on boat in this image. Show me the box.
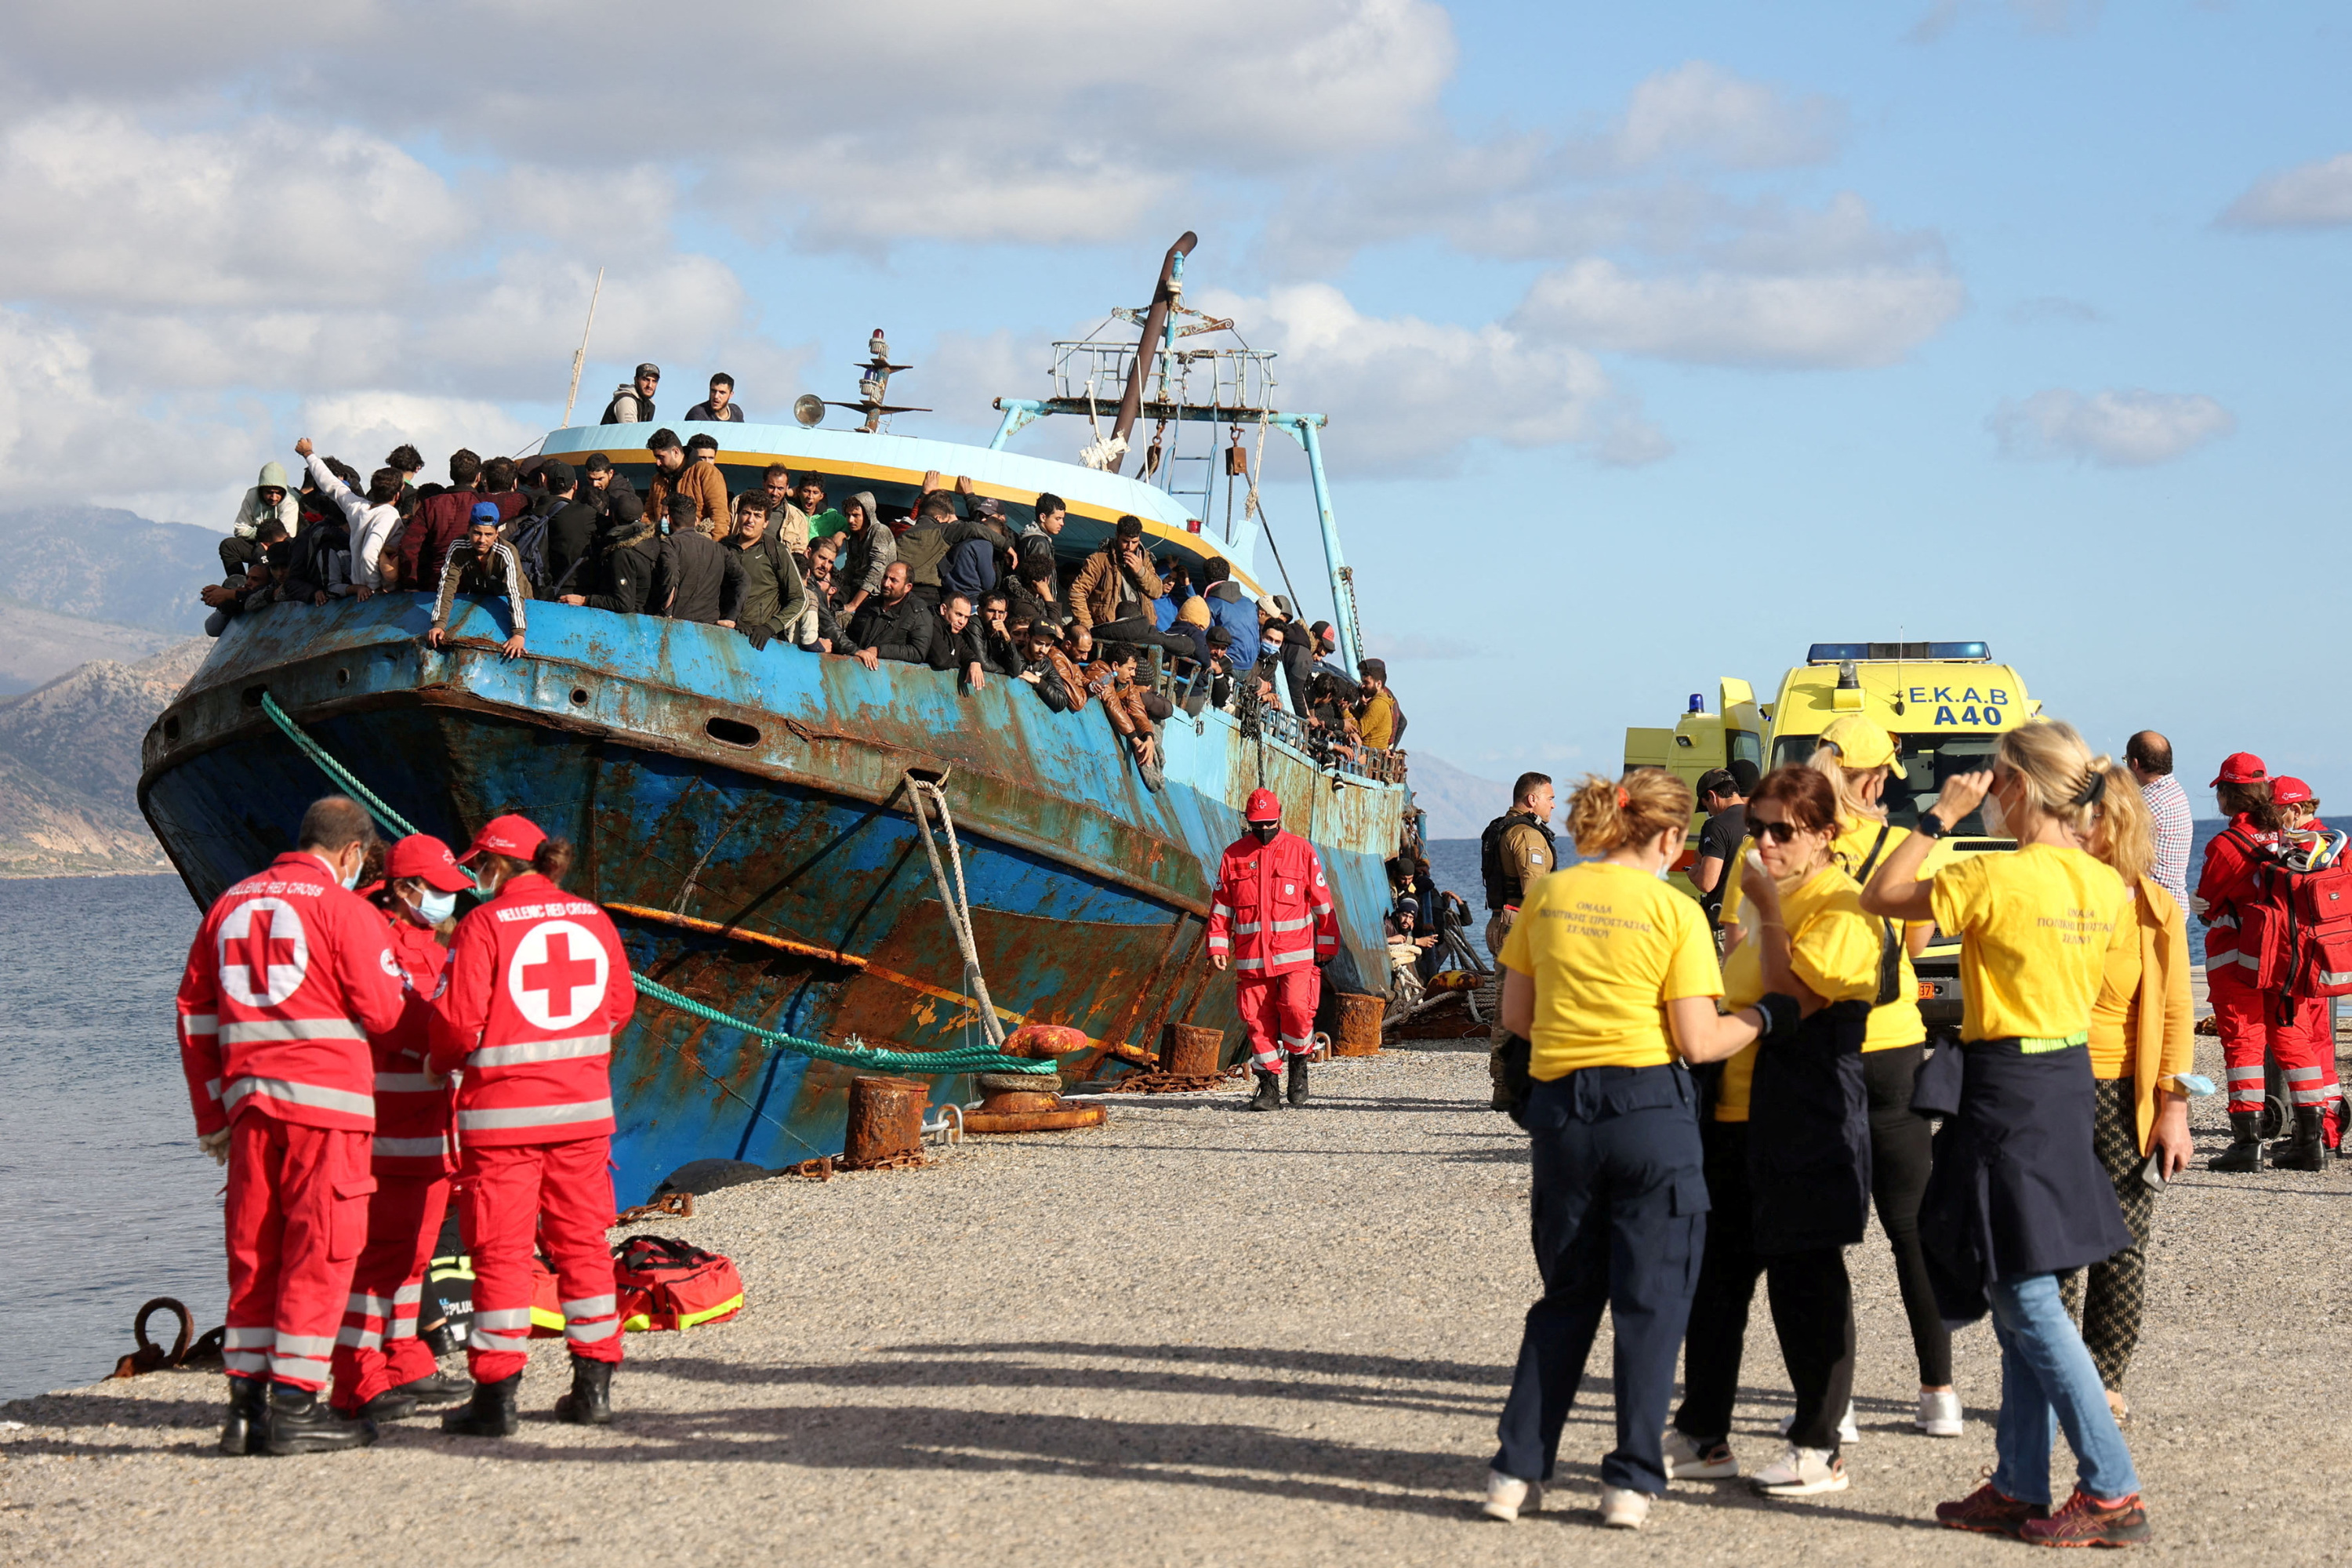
[902,769,1008,1050]
[256,691,1054,1080]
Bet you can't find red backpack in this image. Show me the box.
[612,1236,746,1332]
[2270,832,2352,998]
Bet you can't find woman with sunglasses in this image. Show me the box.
[1483,769,1775,1534]
[1861,720,2147,1548]
[2065,762,2194,1428]
[1802,716,1961,1440]
[1665,765,1880,1498]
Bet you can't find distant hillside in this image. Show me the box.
[0,596,183,695]
[1406,753,1514,837]
[0,640,208,877]
[0,505,225,633]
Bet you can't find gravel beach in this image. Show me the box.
[5,1035,2347,1566]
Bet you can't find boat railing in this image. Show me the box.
[1145,654,1406,789]
[1051,339,1278,416]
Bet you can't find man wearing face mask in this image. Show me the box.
[1206,788,1341,1111]
[432,815,636,1437]
[327,835,475,1425]
[174,797,409,1457]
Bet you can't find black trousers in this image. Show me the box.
[1090,615,1199,662]
[1494,1065,1705,1495]
[1675,1122,1857,1454]
[1864,1044,1951,1386]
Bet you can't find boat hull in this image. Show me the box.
[142,594,1406,1199]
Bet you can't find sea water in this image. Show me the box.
[0,875,220,1403]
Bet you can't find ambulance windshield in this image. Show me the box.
[1770,733,2009,838]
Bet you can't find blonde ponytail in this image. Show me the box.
[1566,768,1693,856]
[1995,720,2111,839]
[1806,744,1888,825]
[2086,764,2152,884]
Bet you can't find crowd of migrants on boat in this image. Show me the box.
[198,388,1405,780]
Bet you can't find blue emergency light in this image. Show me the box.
[1807,641,1990,663]
[1688,694,1705,713]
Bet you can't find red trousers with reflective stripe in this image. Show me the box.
[2212,968,2270,1116]
[328,1172,450,1411]
[460,1138,620,1383]
[2271,991,2343,1147]
[223,1112,373,1392]
[1237,969,1320,1070]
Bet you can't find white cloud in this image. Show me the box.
[1604,61,1842,172]
[1200,283,1670,476]
[1987,388,2235,466]
[2220,153,2352,230]
[296,394,546,478]
[1512,257,1964,368]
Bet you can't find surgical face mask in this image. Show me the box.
[1981,789,2009,838]
[339,852,363,891]
[409,887,458,925]
[1251,823,1280,844]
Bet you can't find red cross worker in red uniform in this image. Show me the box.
[1207,787,1341,1112]
[430,814,636,1436]
[2198,753,2284,1171]
[2252,775,2342,1169]
[175,797,407,1457]
[328,833,474,1421]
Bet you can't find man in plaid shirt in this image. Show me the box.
[2128,731,2192,908]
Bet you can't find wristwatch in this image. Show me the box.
[1915,810,1952,840]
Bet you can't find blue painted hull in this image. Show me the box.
[141,593,1407,1200]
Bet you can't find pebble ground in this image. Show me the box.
[5,1037,2347,1565]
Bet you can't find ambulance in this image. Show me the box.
[1625,641,2038,1025]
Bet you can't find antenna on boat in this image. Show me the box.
[821,327,929,433]
[561,266,604,428]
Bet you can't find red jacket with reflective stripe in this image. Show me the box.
[2196,814,2277,977]
[371,913,456,1175]
[429,873,635,1146]
[1204,831,1340,976]
[176,852,406,1136]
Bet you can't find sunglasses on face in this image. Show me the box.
[1747,818,1804,844]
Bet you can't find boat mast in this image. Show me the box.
[561,267,604,428]
[1108,233,1196,475]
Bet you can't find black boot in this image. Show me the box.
[1287,1054,1309,1107]
[441,1374,521,1438]
[2274,1105,2328,1171]
[354,1389,419,1423]
[263,1383,379,1455]
[1246,1069,1282,1112]
[2211,1110,2265,1172]
[553,1356,615,1426]
[392,1369,471,1403]
[217,1375,267,1457]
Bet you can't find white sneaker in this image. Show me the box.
[1916,1388,1963,1438]
[1750,1444,1849,1497]
[1481,1470,1539,1522]
[1661,1427,1740,1479]
[1777,1401,1860,1444]
[1598,1485,1651,1530]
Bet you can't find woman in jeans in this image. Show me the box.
[1862,721,2148,1547]
[1664,765,1878,1498]
[2066,764,2195,1425]
[1481,770,1775,1533]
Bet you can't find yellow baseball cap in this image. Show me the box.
[1817,716,1907,779]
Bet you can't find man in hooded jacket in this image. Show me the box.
[223,460,303,576]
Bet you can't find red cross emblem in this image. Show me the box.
[219,897,308,1007]
[506,919,608,1029]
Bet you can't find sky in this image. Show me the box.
[2,0,2346,797]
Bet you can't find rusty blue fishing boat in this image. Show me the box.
[140,235,1413,1201]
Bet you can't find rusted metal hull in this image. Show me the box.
[140,593,1407,1200]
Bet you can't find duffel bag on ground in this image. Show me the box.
[613,1234,745,1331]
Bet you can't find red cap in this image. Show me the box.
[1243,787,1282,822]
[2273,776,2315,807]
[2209,752,2268,787]
[388,833,474,891]
[458,813,547,865]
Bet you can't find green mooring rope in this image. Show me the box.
[256,691,1055,1079]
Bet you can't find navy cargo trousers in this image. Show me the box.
[1493,1062,1708,1495]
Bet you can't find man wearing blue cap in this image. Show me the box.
[426,503,528,659]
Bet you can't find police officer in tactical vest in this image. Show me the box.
[1481,771,1556,1111]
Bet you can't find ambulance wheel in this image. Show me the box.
[2260,1095,2287,1141]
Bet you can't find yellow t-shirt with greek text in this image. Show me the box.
[1829,817,1931,1052]
[1500,861,1722,1080]
[1714,865,1883,1121]
[1929,844,2133,1044]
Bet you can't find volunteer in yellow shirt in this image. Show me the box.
[1861,721,2149,1548]
[1484,769,1769,1534]
[1809,716,1960,1438]
[1667,766,1879,1500]
[2057,763,2194,1427]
